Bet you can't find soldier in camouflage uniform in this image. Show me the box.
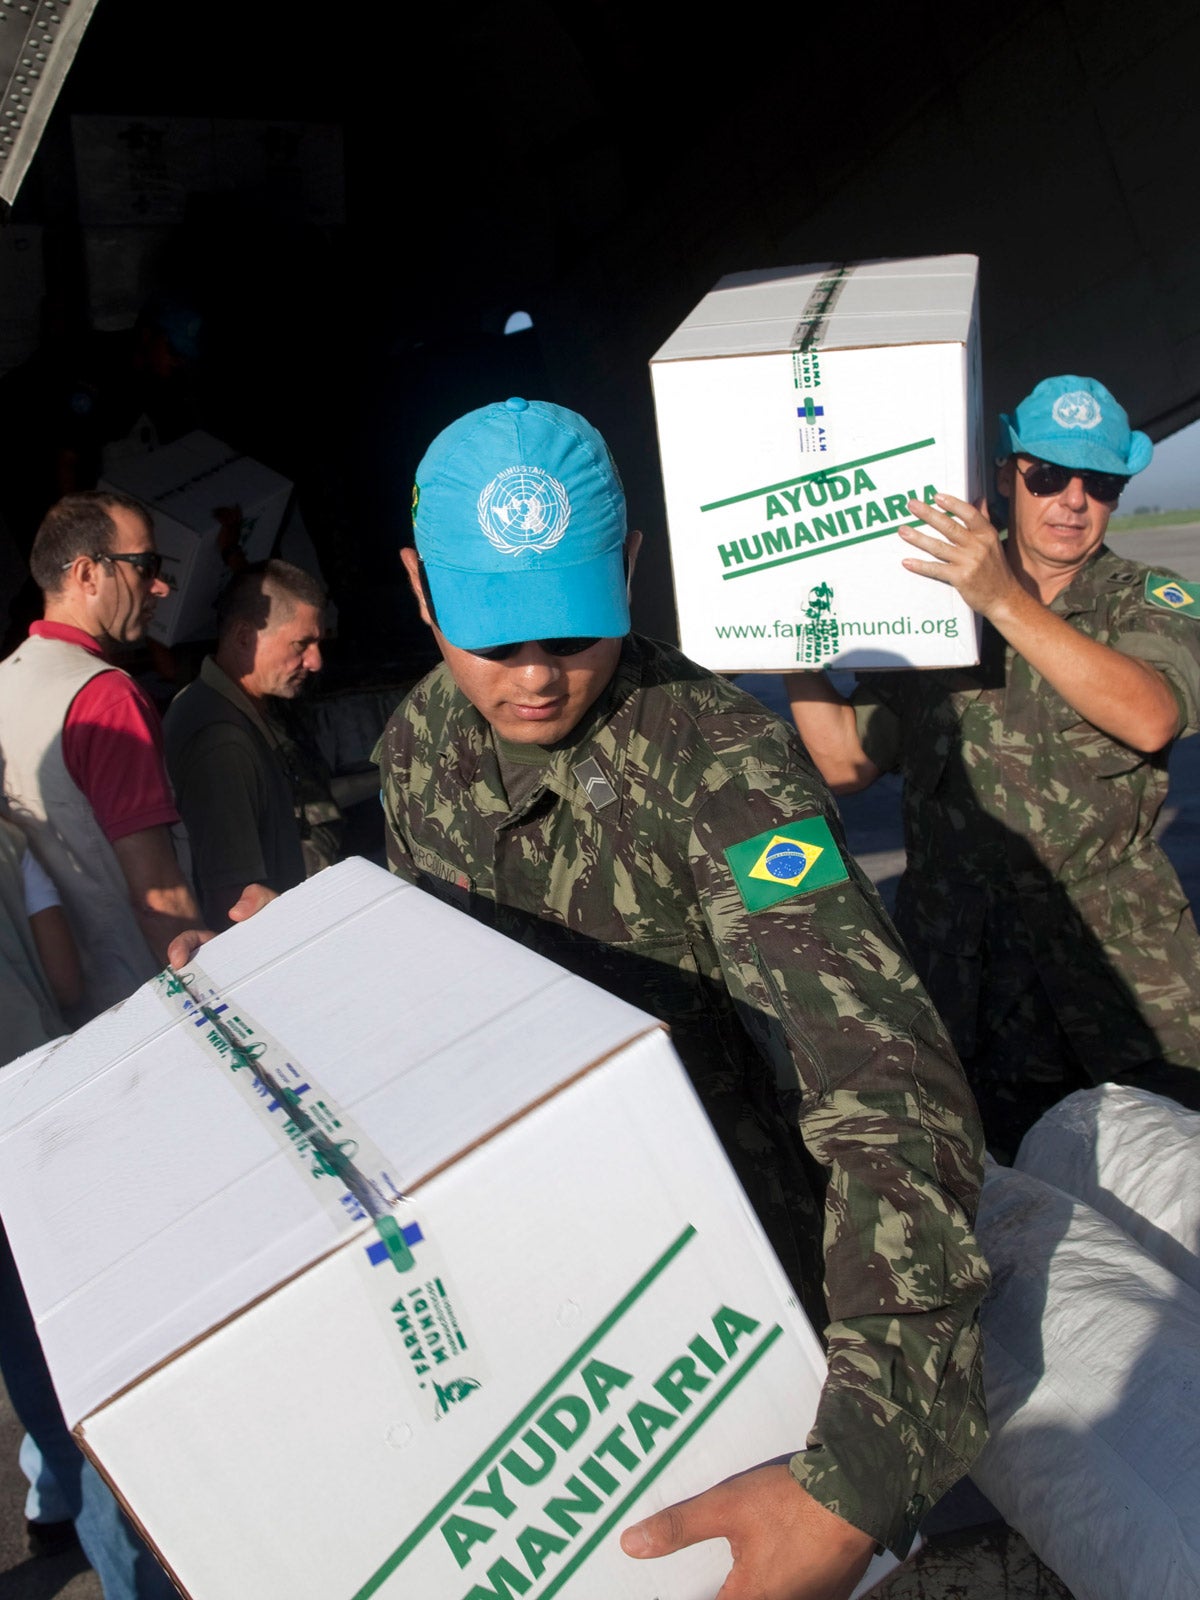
[789,375,1200,1158]
[375,397,988,1600]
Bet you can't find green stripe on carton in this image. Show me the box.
[536,1323,784,1600]
[722,519,922,579]
[351,1224,698,1599]
[700,438,935,512]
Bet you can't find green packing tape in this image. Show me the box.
[373,1211,416,1273]
[154,963,410,1245]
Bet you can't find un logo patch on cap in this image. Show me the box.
[477,465,571,557]
[725,815,848,912]
[1051,391,1103,430]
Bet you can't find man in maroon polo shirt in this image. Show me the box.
[0,489,203,1019]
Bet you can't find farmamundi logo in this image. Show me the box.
[352,1227,785,1600]
[699,438,939,581]
[712,587,962,664]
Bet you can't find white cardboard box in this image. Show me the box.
[0,859,896,1600]
[101,430,292,645]
[651,255,984,672]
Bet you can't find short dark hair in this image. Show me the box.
[30,491,152,594]
[215,559,326,642]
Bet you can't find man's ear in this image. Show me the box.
[400,547,433,627]
[624,529,643,599]
[221,615,259,673]
[234,616,259,655]
[995,457,1016,500]
[71,552,104,595]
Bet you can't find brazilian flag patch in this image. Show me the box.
[1145,573,1200,618]
[725,815,849,912]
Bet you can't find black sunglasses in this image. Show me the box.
[1017,459,1128,503]
[468,637,600,662]
[64,550,164,580]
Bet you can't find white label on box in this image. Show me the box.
[349,1223,490,1425]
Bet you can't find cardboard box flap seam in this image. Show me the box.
[161,950,667,1240]
[59,987,666,1426]
[158,960,412,1263]
[656,337,969,364]
[714,254,976,291]
[0,872,417,1123]
[71,1211,388,1432]
[390,1021,669,1198]
[66,1025,674,1446]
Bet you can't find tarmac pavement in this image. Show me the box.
[1,523,1196,1599]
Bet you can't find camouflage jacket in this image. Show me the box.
[375,634,988,1554]
[853,547,1200,1066]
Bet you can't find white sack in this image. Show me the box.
[1016,1084,1200,1295]
[973,1161,1200,1600]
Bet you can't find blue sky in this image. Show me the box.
[1127,417,1200,511]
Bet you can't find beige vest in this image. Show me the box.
[0,814,65,1061]
[0,634,160,1018]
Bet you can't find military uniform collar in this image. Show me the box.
[550,636,639,819]
[430,673,511,820]
[1050,545,1132,619]
[434,638,641,822]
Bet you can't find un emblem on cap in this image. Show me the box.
[476,465,572,557]
[1051,390,1103,430]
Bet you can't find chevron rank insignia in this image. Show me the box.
[1145,574,1200,617]
[725,816,848,911]
[572,756,618,810]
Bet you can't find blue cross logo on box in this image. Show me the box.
[365,1221,424,1266]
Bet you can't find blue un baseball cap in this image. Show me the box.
[411,397,629,651]
[998,375,1153,477]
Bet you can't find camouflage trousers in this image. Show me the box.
[895,870,1200,1161]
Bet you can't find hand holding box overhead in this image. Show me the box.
[650,255,984,673]
[897,493,1014,612]
[900,492,1182,753]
